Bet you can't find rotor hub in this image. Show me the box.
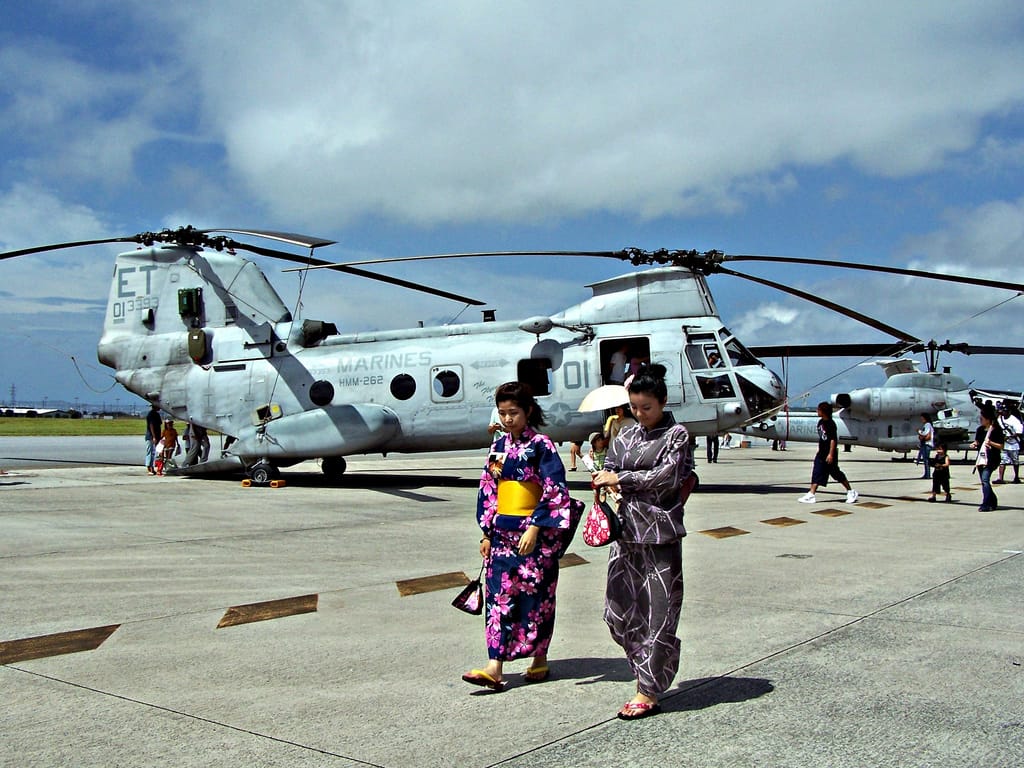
[616,247,725,273]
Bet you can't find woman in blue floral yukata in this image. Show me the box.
[462,381,580,692]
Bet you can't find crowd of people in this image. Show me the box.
[143,403,213,475]
[463,376,1020,719]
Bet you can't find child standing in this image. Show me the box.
[928,443,951,502]
[588,431,609,468]
[159,418,180,474]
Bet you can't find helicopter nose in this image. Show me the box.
[735,366,786,419]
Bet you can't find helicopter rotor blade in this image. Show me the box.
[237,241,486,306]
[0,225,485,306]
[750,340,1024,359]
[721,253,1024,293]
[286,246,1024,296]
[0,236,143,261]
[717,266,921,342]
[280,250,629,272]
[950,344,1024,356]
[203,229,337,250]
[749,342,916,359]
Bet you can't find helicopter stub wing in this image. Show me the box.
[229,403,402,461]
[167,456,246,477]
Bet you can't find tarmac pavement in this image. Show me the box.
[2,441,1022,767]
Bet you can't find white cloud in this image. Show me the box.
[0,185,119,314]
[731,302,800,338]
[14,0,1007,229]
[901,196,1024,273]
[3,1,1023,403]
[725,192,1024,355]
[0,41,175,188]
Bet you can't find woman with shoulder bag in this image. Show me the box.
[462,382,580,691]
[971,404,1004,512]
[592,364,695,720]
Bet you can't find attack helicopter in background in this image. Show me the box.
[3,226,1022,483]
[742,347,1024,454]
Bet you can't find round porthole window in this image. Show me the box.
[390,373,416,400]
[309,379,335,406]
[433,369,461,398]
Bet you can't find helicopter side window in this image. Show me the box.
[600,337,651,384]
[696,373,735,400]
[390,373,416,401]
[431,367,463,401]
[518,358,552,397]
[309,380,335,407]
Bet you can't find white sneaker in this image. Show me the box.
[798,493,816,504]
[846,489,859,503]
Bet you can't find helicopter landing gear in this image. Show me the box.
[248,461,280,486]
[321,456,347,480]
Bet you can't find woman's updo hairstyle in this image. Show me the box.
[494,381,546,427]
[627,363,668,403]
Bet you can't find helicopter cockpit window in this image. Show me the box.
[696,373,735,400]
[431,368,462,400]
[721,331,760,367]
[518,358,552,397]
[686,342,726,370]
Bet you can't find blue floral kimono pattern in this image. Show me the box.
[477,427,576,661]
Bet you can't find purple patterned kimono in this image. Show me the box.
[477,427,577,661]
[602,412,693,696]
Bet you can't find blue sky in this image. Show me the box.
[1,1,1022,411]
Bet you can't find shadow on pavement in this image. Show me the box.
[664,675,775,711]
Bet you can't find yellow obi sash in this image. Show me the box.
[497,480,542,517]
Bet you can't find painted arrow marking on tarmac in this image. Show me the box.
[217,594,318,628]
[396,571,470,596]
[812,508,852,517]
[699,526,750,539]
[398,553,591,597]
[762,517,806,527]
[0,624,120,665]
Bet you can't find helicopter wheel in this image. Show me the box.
[321,456,347,479]
[249,461,279,486]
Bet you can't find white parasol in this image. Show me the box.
[577,384,629,413]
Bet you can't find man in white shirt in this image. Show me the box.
[995,402,1021,484]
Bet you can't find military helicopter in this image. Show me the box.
[742,343,1024,454]
[3,226,1021,483]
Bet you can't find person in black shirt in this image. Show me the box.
[798,402,858,504]
[144,403,162,475]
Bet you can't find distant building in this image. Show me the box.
[0,407,74,418]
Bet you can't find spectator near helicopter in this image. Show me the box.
[995,400,1021,484]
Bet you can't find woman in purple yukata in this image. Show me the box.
[593,364,695,720]
[462,381,579,692]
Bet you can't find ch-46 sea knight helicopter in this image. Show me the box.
[742,342,1024,454]
[3,226,1021,483]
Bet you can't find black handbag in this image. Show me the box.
[452,562,485,615]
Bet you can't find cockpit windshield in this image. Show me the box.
[720,329,761,367]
